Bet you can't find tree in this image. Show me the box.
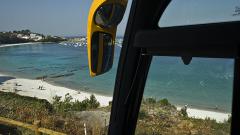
[52,93,100,113]
[20,29,31,35]
[89,94,100,109]
[158,98,170,106]
[145,97,156,104]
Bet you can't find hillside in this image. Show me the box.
[0,91,231,135]
[0,30,66,45]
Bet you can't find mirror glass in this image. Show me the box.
[91,32,114,74]
[91,32,100,73]
[95,4,125,28]
[101,33,114,73]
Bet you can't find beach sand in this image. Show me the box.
[0,73,230,123]
[0,73,112,106]
[177,107,230,123]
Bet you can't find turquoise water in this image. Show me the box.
[0,43,233,112]
[146,57,233,112]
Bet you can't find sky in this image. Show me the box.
[0,0,131,36]
[0,0,239,36]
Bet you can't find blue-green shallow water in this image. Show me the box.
[0,43,233,112]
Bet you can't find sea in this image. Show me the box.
[0,42,233,112]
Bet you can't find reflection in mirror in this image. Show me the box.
[102,33,114,73]
[95,4,125,28]
[91,32,113,75]
[91,32,100,73]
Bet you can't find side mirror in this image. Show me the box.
[87,0,127,77]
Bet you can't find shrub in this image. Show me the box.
[62,93,73,112]
[138,109,148,119]
[89,94,100,109]
[52,93,100,113]
[158,98,170,106]
[180,107,188,117]
[145,98,156,104]
[109,101,112,106]
[71,100,87,111]
[227,116,232,123]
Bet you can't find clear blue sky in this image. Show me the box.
[0,0,239,36]
[0,0,131,36]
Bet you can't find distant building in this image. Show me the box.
[17,34,30,40]
[30,33,43,41]
[30,33,37,39]
[17,34,23,38]
[35,36,43,41]
[21,35,30,40]
[80,37,86,41]
[53,36,61,39]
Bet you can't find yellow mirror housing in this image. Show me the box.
[87,0,127,77]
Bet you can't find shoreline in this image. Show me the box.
[0,42,55,48]
[0,73,112,107]
[176,106,230,123]
[0,73,230,122]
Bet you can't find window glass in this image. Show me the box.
[159,0,240,27]
[0,0,131,134]
[135,57,233,135]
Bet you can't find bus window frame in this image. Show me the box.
[108,0,240,135]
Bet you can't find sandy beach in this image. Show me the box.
[0,73,230,123]
[0,73,112,106]
[177,107,230,123]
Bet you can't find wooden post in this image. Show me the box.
[92,126,95,135]
[33,120,41,135]
[84,123,87,135]
[105,119,106,127]
[104,119,107,134]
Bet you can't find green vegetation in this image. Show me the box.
[180,106,188,117]
[0,91,102,135]
[145,97,156,104]
[0,92,231,135]
[52,93,100,114]
[0,30,66,45]
[13,29,31,35]
[138,109,148,120]
[135,98,231,135]
[0,31,30,44]
[158,98,171,106]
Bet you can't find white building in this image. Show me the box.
[30,33,43,41]
[35,35,43,41]
[17,34,23,38]
[30,34,37,39]
[21,35,30,40]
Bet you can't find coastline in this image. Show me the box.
[176,107,230,123]
[0,73,230,123]
[0,73,112,107]
[0,42,54,48]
